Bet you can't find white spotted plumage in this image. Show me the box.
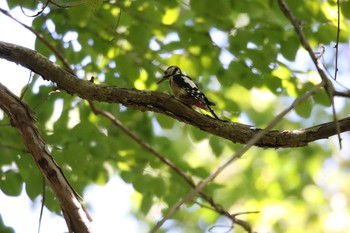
[157,66,220,120]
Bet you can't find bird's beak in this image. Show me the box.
[157,74,170,84]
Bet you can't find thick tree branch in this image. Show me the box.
[0,82,92,233]
[0,41,349,148]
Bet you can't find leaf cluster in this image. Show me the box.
[1,0,350,232]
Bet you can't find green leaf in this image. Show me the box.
[0,170,22,196]
[189,127,208,142]
[140,194,153,215]
[313,89,330,106]
[3,0,350,232]
[294,98,313,118]
[280,34,300,61]
[156,114,174,129]
[0,214,15,233]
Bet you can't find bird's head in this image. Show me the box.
[157,66,182,84]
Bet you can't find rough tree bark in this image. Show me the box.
[0,41,349,148]
[0,83,92,232]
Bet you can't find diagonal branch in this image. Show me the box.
[0,40,350,148]
[87,99,252,231]
[277,0,330,85]
[0,82,92,233]
[0,8,73,72]
[150,82,324,233]
[277,0,342,148]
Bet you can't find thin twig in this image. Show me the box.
[18,0,75,17]
[20,71,33,100]
[37,177,46,233]
[334,90,350,98]
[150,82,324,233]
[48,0,79,8]
[207,211,260,233]
[231,211,260,218]
[334,0,340,81]
[19,0,49,17]
[208,224,233,233]
[0,8,74,74]
[329,94,342,149]
[332,0,342,148]
[277,0,329,84]
[116,8,122,32]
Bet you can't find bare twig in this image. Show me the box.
[208,224,233,233]
[0,8,73,73]
[331,0,342,148]
[38,177,46,233]
[329,96,342,149]
[207,211,260,233]
[19,0,49,17]
[48,0,79,8]
[20,71,33,100]
[315,44,325,59]
[334,90,350,98]
[231,211,260,218]
[18,0,76,17]
[277,0,330,85]
[334,0,340,81]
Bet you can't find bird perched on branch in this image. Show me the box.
[157,66,220,120]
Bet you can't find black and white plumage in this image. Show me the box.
[157,66,219,120]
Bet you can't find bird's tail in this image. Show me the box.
[208,106,220,120]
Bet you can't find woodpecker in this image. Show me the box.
[157,66,220,120]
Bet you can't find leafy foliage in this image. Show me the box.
[1,0,350,232]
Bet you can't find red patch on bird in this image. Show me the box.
[191,99,208,110]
